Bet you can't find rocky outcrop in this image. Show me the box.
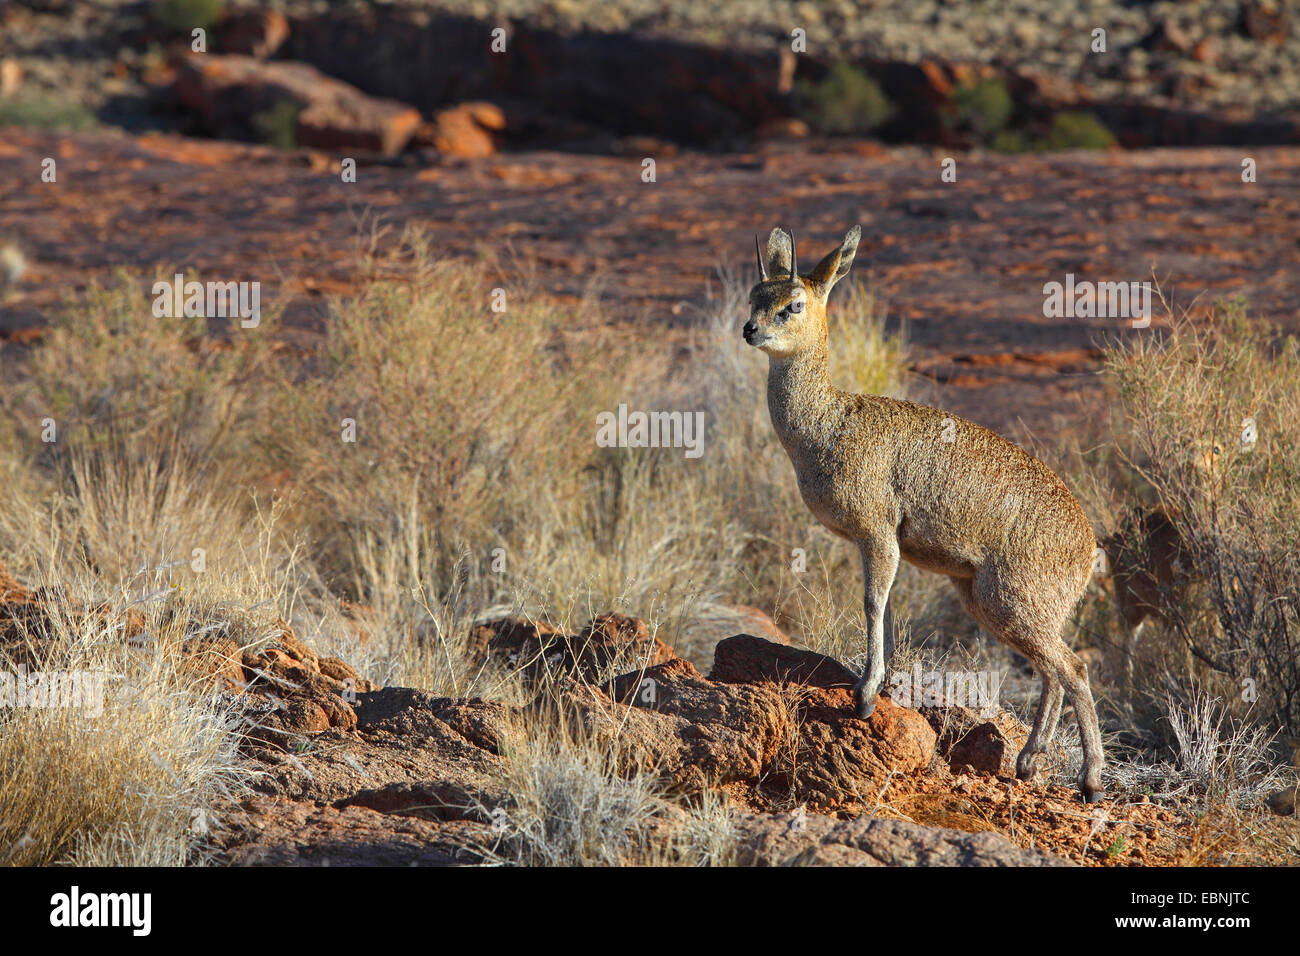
[172,53,422,155]
[0,560,369,745]
[594,639,936,807]
[217,797,488,866]
[0,565,1201,865]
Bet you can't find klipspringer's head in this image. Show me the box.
[743,225,861,358]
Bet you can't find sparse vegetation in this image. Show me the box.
[1103,298,1300,735]
[152,0,226,34]
[471,707,739,866]
[796,61,895,136]
[1043,111,1116,151]
[252,99,302,150]
[951,78,1014,139]
[1107,693,1291,810]
[0,92,98,132]
[0,243,908,862]
[1,240,1292,865]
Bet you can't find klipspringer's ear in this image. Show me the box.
[810,225,862,295]
[765,227,793,279]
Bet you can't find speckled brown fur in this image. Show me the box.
[743,226,1105,801]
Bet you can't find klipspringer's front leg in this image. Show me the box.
[853,535,901,719]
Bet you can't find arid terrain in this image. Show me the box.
[1,1,1298,870]
[3,128,1298,440]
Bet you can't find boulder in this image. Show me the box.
[172,53,421,155]
[413,101,505,157]
[215,8,290,58]
[597,640,935,807]
[709,633,856,688]
[922,703,1030,777]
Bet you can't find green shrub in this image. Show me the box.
[951,78,1013,137]
[252,99,301,150]
[0,92,97,132]
[152,0,225,33]
[1044,111,1116,150]
[796,61,894,135]
[989,129,1033,153]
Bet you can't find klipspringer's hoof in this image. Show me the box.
[1015,754,1040,781]
[1081,784,1106,804]
[854,686,877,720]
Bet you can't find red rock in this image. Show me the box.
[575,613,675,673]
[922,704,1030,776]
[216,8,290,58]
[755,117,809,141]
[473,615,563,668]
[598,651,934,807]
[317,656,359,683]
[460,101,506,132]
[312,690,357,731]
[1191,37,1219,65]
[172,53,421,155]
[416,102,504,158]
[182,635,246,691]
[269,621,319,670]
[281,697,330,734]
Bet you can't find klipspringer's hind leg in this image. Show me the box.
[882,604,897,670]
[1015,674,1063,780]
[1052,647,1106,802]
[1040,681,1065,746]
[965,566,1105,802]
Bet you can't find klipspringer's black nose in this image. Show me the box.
[742,319,757,342]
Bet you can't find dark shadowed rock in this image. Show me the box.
[173,53,421,155]
[215,8,290,58]
[354,687,513,754]
[1266,784,1297,816]
[412,101,505,157]
[709,634,858,688]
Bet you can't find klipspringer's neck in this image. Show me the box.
[766,345,837,443]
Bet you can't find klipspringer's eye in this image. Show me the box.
[790,298,804,314]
